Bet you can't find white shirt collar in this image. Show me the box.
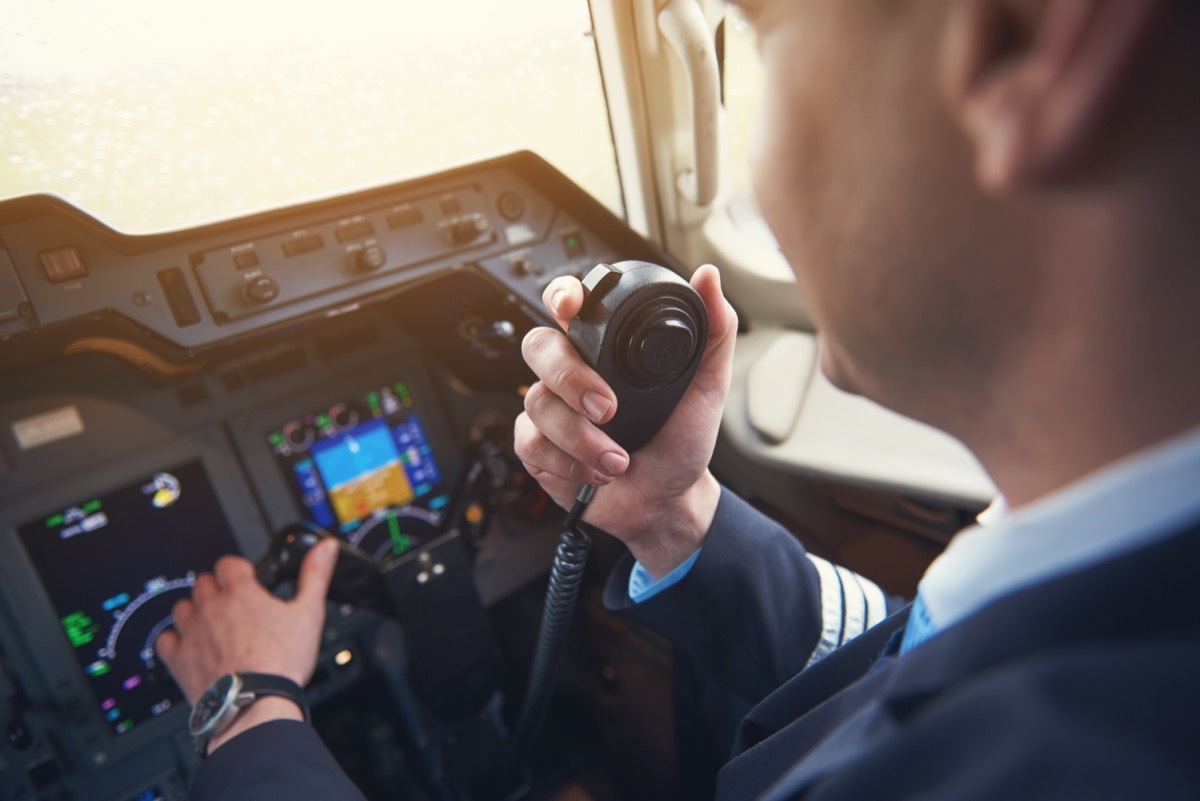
[918,425,1200,631]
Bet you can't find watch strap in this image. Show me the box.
[234,672,311,723]
[189,671,310,754]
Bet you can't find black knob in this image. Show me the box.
[330,404,358,431]
[512,258,543,278]
[447,215,489,246]
[243,275,279,305]
[354,244,387,272]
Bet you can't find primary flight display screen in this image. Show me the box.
[17,460,240,736]
[268,379,449,562]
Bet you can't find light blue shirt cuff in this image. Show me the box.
[628,548,702,604]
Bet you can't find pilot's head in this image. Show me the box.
[741,0,1199,474]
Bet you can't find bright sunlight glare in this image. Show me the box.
[0,0,621,233]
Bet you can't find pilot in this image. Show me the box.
[157,0,1200,798]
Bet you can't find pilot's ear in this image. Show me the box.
[940,0,1166,192]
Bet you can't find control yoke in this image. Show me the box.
[256,522,388,610]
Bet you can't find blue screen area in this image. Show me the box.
[395,417,442,495]
[292,459,336,530]
[311,419,399,491]
[268,381,448,545]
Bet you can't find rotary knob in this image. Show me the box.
[243,275,280,305]
[446,214,489,246]
[353,244,387,273]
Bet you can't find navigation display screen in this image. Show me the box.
[17,460,240,737]
[269,380,449,562]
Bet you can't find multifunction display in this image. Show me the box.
[269,380,449,562]
[18,461,240,736]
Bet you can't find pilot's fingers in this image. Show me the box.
[523,463,585,512]
[541,275,586,331]
[521,327,616,426]
[687,265,739,399]
[213,554,256,590]
[513,413,597,508]
[192,572,218,605]
[170,597,194,633]
[295,539,339,610]
[513,410,622,488]
[693,265,737,345]
[152,629,205,706]
[154,628,180,667]
[521,383,628,479]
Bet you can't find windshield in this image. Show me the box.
[0,0,623,233]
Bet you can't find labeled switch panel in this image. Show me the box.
[191,184,498,323]
[0,152,671,350]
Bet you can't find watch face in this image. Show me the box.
[188,674,238,738]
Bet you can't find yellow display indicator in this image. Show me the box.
[327,464,414,526]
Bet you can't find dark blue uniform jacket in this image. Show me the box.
[193,489,1200,800]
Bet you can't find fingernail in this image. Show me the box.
[582,392,612,423]
[599,451,628,477]
[550,288,566,315]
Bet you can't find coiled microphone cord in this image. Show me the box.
[510,482,596,772]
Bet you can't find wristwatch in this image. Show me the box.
[187,672,309,748]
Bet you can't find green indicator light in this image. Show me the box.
[395,382,413,406]
[317,414,331,428]
[269,431,284,445]
[82,499,101,514]
[46,513,64,528]
[61,612,100,648]
[387,516,412,556]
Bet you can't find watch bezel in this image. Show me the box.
[187,673,245,741]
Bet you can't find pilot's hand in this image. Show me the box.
[155,538,338,753]
[515,264,737,580]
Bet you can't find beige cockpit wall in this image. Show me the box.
[589,0,993,591]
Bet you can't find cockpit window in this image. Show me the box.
[724,7,765,204]
[0,0,623,233]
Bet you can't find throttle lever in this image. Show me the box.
[256,522,389,612]
[567,261,709,452]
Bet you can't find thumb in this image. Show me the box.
[689,264,738,397]
[295,538,339,608]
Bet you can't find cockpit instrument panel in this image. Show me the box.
[0,151,679,801]
[268,380,449,561]
[17,461,238,738]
